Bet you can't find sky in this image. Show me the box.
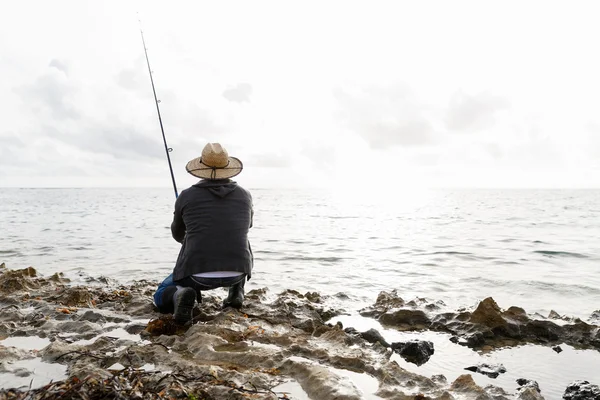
[1,0,599,189]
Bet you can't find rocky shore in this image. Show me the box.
[0,263,599,400]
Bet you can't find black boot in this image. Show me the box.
[173,287,197,325]
[222,280,245,309]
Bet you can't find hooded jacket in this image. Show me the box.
[170,179,253,281]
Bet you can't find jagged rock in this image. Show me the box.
[0,267,40,293]
[563,380,600,399]
[552,345,563,353]
[391,340,434,365]
[464,363,506,379]
[470,297,505,328]
[359,290,405,317]
[450,374,486,394]
[517,379,541,393]
[379,309,430,329]
[518,387,545,400]
[360,328,390,347]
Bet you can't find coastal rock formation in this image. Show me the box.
[391,340,434,366]
[563,380,600,400]
[362,290,600,351]
[0,264,514,400]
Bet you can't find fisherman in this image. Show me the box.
[153,143,253,325]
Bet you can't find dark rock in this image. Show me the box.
[360,328,390,347]
[391,340,434,366]
[525,320,562,342]
[563,380,600,399]
[552,345,563,353]
[379,309,430,329]
[464,363,506,379]
[344,327,359,335]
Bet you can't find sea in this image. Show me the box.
[1,187,598,318]
[1,187,600,397]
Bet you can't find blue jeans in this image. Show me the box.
[154,273,246,312]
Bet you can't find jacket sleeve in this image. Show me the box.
[171,194,186,243]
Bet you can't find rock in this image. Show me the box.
[431,374,447,384]
[517,379,541,393]
[0,267,40,293]
[552,345,563,353]
[344,327,359,335]
[379,309,431,329]
[360,328,390,347]
[590,310,600,324]
[518,387,545,400]
[78,310,107,324]
[470,297,505,328]
[548,310,562,319]
[563,380,600,399]
[464,363,506,379]
[374,290,405,309]
[391,340,434,366]
[450,374,486,394]
[525,320,562,342]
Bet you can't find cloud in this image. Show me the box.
[222,83,253,103]
[446,91,509,132]
[333,84,437,149]
[14,70,80,120]
[49,59,68,75]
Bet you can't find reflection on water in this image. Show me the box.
[331,315,600,399]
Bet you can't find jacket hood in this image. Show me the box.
[193,179,238,198]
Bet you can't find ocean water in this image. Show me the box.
[1,187,599,319]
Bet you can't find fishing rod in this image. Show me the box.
[139,20,179,198]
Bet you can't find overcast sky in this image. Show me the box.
[1,0,599,189]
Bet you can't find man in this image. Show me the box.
[153,143,253,325]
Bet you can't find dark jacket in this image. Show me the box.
[171,179,253,281]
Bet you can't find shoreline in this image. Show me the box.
[1,263,599,399]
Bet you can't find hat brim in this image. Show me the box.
[185,156,243,180]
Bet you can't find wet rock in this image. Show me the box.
[518,387,545,400]
[552,345,563,353]
[563,380,600,399]
[464,363,506,379]
[0,266,40,293]
[431,374,447,384]
[590,310,600,324]
[548,310,562,319]
[360,328,390,347]
[52,287,94,307]
[379,309,431,329]
[517,379,541,393]
[359,290,405,317]
[78,310,107,324]
[391,340,434,366]
[525,320,561,342]
[450,374,487,394]
[470,297,505,328]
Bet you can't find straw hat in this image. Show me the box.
[186,143,243,180]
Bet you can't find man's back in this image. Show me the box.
[171,179,253,281]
